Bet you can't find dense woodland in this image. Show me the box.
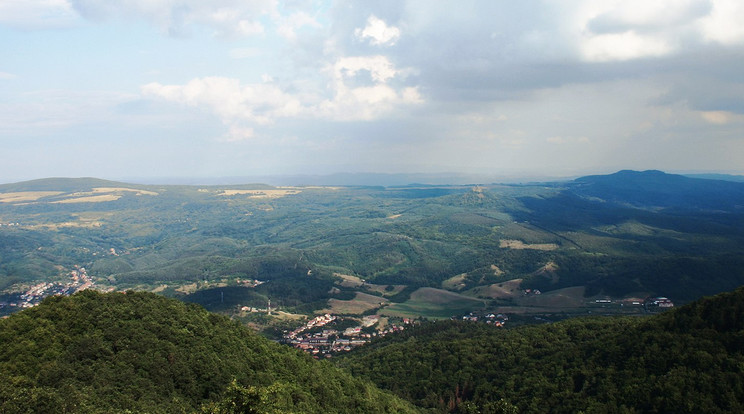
[338,287,744,413]
[1,282,743,413]
[0,291,418,413]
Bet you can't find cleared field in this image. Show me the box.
[0,191,63,203]
[499,239,559,251]
[53,194,122,203]
[441,273,468,291]
[381,287,486,319]
[323,292,389,315]
[93,187,159,196]
[334,273,364,288]
[515,286,587,308]
[333,273,405,296]
[467,279,523,299]
[219,189,301,198]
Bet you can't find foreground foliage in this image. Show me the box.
[0,291,418,413]
[338,287,744,413]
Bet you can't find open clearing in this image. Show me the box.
[219,189,301,198]
[53,194,122,203]
[93,187,159,196]
[467,278,523,299]
[381,287,486,319]
[333,273,405,296]
[334,273,364,288]
[0,191,63,203]
[323,292,389,315]
[499,239,559,251]
[441,273,468,291]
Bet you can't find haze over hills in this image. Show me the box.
[1,170,744,321]
[2,170,744,412]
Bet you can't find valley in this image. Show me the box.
[1,171,743,335]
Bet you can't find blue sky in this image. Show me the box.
[1,0,744,183]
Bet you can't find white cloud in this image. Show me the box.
[141,54,423,139]
[0,71,17,79]
[332,55,398,83]
[355,15,400,46]
[275,11,321,41]
[68,0,276,37]
[700,110,743,124]
[142,77,303,126]
[580,31,673,62]
[0,0,79,29]
[698,0,744,45]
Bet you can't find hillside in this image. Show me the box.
[2,171,744,323]
[338,287,744,413]
[0,291,419,413]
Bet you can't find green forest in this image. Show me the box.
[337,287,744,413]
[0,290,418,413]
[2,171,744,321]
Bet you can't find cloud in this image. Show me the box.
[141,54,422,139]
[355,15,400,46]
[0,71,17,79]
[0,0,79,29]
[698,0,744,44]
[142,77,304,127]
[229,47,261,59]
[547,136,591,144]
[69,0,276,37]
[700,110,743,124]
[276,11,321,41]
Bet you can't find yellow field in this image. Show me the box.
[93,187,159,196]
[333,273,405,296]
[467,279,523,299]
[322,292,389,315]
[499,239,559,251]
[0,191,63,203]
[53,194,122,203]
[442,273,468,290]
[219,189,302,198]
[334,273,364,288]
[387,214,402,219]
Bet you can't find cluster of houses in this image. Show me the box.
[646,296,675,308]
[283,314,411,358]
[0,266,96,312]
[460,312,509,327]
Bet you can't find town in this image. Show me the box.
[0,265,100,313]
[281,314,413,358]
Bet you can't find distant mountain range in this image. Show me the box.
[570,169,744,211]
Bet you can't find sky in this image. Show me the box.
[1,0,744,183]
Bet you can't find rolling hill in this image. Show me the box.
[0,290,419,413]
[338,286,744,413]
[1,171,744,321]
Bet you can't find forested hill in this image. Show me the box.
[570,169,744,211]
[337,287,744,413]
[0,291,419,414]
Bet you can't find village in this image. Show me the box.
[281,314,415,358]
[0,265,98,313]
